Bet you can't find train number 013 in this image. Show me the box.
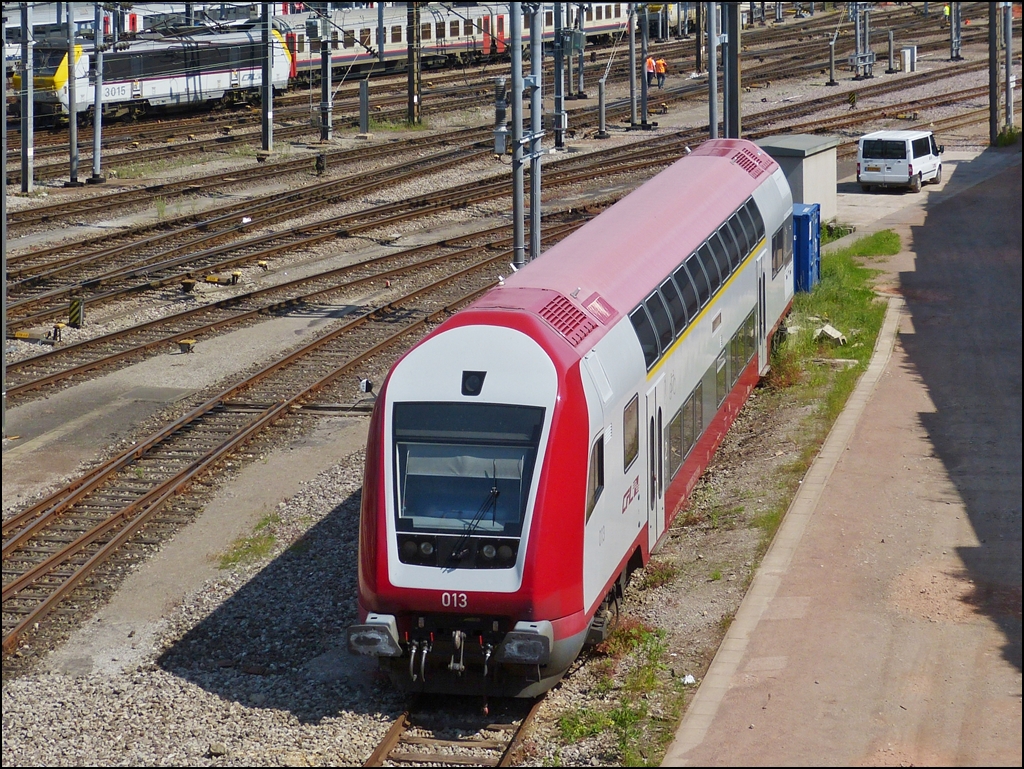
[441,592,468,608]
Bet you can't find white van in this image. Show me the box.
[857,130,944,193]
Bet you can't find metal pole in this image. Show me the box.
[407,3,421,124]
[359,79,370,134]
[989,2,998,145]
[66,2,80,187]
[261,1,272,153]
[886,29,896,74]
[511,5,525,269]
[951,2,963,61]
[89,2,105,184]
[597,77,609,138]
[377,2,385,65]
[529,3,542,263]
[641,5,650,128]
[629,4,637,125]
[864,8,873,77]
[708,2,718,138]
[576,2,585,97]
[554,2,565,149]
[1006,1,1014,130]
[20,1,34,193]
[320,20,331,141]
[726,1,740,138]
[696,1,703,72]
[828,37,838,84]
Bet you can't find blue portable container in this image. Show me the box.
[793,202,821,293]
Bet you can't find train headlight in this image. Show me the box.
[481,544,497,560]
[420,541,435,557]
[498,544,514,562]
[401,539,418,560]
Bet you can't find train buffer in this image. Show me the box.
[176,339,198,354]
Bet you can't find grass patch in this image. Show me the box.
[820,221,853,245]
[996,125,1020,147]
[641,559,679,589]
[368,117,431,132]
[218,512,280,569]
[596,617,661,660]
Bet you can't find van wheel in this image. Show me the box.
[910,173,922,193]
[861,184,872,193]
[932,165,942,185]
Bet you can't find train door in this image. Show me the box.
[482,16,493,56]
[645,376,666,551]
[756,252,768,374]
[496,15,506,53]
[229,46,241,89]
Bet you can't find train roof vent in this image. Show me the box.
[731,146,772,179]
[538,294,598,347]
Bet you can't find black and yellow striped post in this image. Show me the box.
[69,297,85,329]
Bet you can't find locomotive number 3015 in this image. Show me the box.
[441,592,468,608]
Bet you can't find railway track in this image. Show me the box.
[0,218,586,660]
[8,3,1009,185]
[364,695,544,767]
[4,78,999,404]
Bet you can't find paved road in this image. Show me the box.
[664,147,1022,766]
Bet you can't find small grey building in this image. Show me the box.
[755,135,839,223]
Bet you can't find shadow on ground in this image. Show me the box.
[900,150,1022,671]
[155,485,404,723]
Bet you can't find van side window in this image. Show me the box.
[912,137,931,158]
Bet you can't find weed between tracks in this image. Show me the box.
[543,232,894,767]
[217,512,281,569]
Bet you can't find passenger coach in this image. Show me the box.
[349,139,794,697]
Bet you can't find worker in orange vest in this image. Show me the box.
[645,55,656,87]
[655,57,668,88]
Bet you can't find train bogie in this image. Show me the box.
[349,139,794,697]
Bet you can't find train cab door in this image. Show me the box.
[645,376,666,552]
[756,252,769,375]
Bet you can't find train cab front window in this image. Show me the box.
[392,402,545,569]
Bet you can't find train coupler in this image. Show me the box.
[449,630,466,675]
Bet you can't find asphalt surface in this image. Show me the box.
[664,147,1022,765]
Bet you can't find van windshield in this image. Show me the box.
[862,140,907,160]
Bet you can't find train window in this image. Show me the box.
[745,200,765,241]
[731,209,754,256]
[360,28,371,48]
[697,244,722,295]
[623,395,639,471]
[708,232,732,281]
[297,34,305,54]
[615,4,623,18]
[629,307,660,369]
[716,350,728,406]
[391,26,403,44]
[586,6,594,21]
[660,278,687,336]
[720,221,743,271]
[546,11,553,26]
[586,435,605,523]
[772,219,793,277]
[730,331,744,386]
[393,402,544,541]
[745,311,757,363]
[645,292,674,353]
[464,20,474,36]
[344,30,356,48]
[667,409,683,479]
[436,22,445,39]
[674,266,700,323]
[421,23,431,40]
[331,31,339,50]
[684,255,710,308]
[450,20,459,38]
[596,5,603,20]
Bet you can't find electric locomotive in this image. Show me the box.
[348,139,794,697]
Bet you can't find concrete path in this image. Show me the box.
[663,145,1022,765]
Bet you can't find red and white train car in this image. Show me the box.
[349,139,794,697]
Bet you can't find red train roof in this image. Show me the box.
[471,139,778,354]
